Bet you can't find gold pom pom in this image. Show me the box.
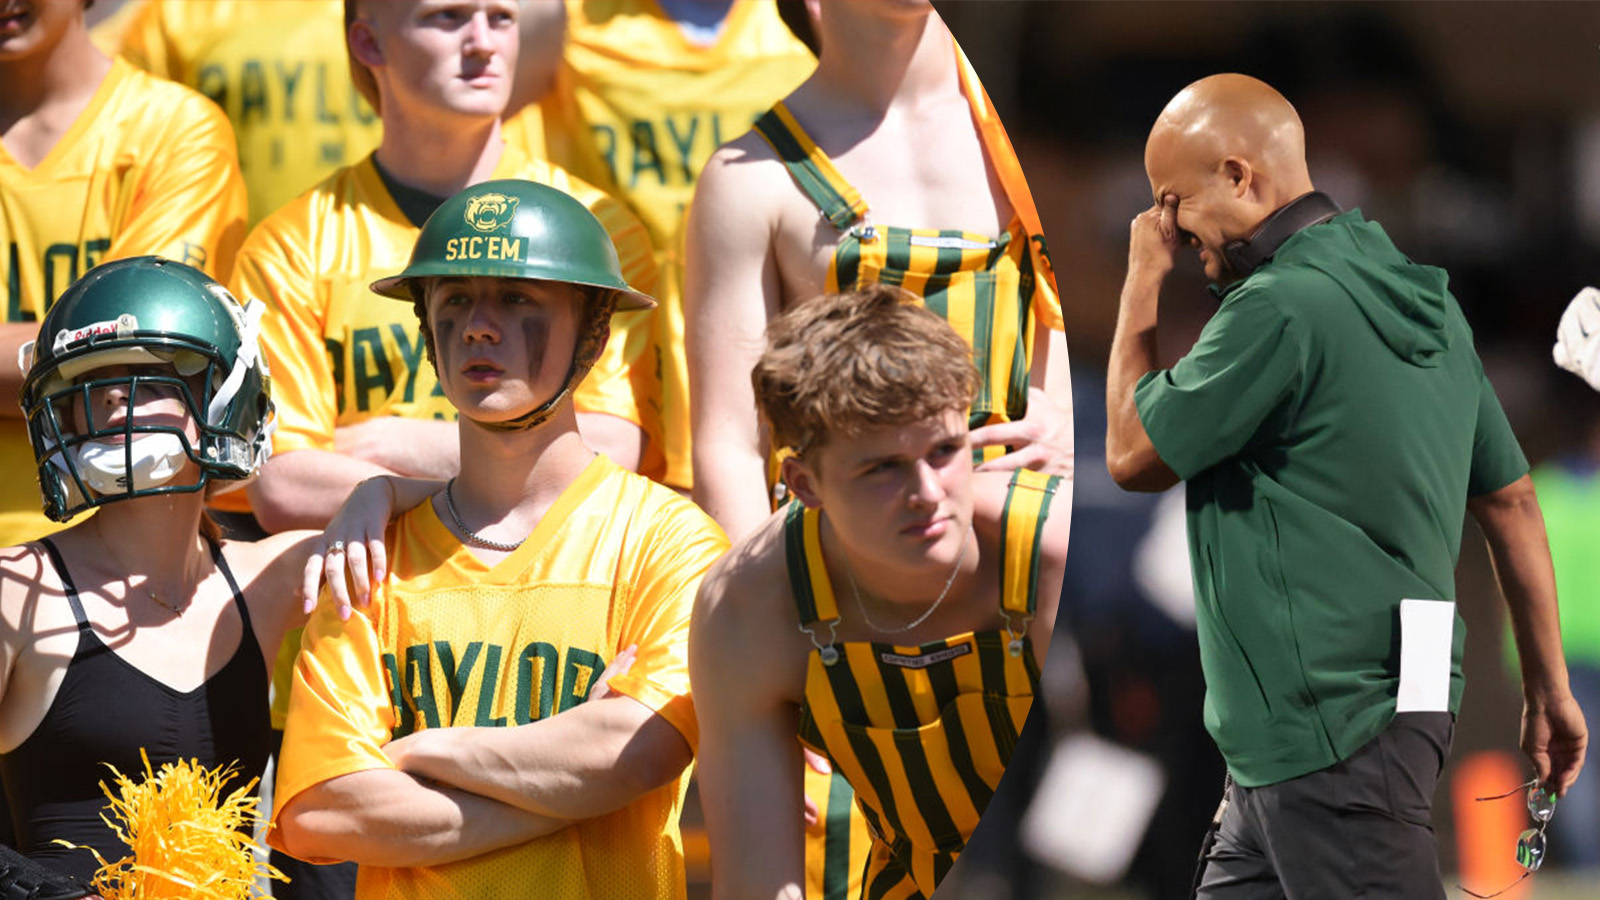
[56,750,287,900]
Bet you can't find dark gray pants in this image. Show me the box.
[1196,712,1454,900]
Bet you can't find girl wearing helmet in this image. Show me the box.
[0,256,319,888]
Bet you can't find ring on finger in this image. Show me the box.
[328,540,346,556]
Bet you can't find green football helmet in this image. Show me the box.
[370,178,655,431]
[20,256,275,521]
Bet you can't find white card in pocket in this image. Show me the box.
[1396,598,1455,713]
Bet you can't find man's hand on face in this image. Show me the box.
[1127,194,1182,281]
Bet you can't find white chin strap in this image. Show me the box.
[208,297,265,425]
[68,434,188,494]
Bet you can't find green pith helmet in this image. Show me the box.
[370,178,655,310]
[371,179,654,432]
[20,256,274,521]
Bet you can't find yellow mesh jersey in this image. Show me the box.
[231,141,659,479]
[751,54,1062,470]
[520,0,815,488]
[271,455,729,900]
[118,0,382,227]
[0,56,246,545]
[790,470,1062,899]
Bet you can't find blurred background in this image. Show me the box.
[935,2,1600,898]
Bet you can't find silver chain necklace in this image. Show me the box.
[845,526,972,635]
[146,590,190,617]
[443,479,525,552]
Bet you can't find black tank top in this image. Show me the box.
[1,538,271,883]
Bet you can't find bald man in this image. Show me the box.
[1105,74,1587,899]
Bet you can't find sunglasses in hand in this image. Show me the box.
[1458,779,1557,899]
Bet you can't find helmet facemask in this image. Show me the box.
[20,268,276,522]
[32,359,211,517]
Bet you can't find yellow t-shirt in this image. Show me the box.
[0,55,247,545]
[515,0,815,487]
[118,0,382,226]
[233,143,659,463]
[271,455,729,900]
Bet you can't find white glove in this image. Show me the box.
[1553,287,1600,391]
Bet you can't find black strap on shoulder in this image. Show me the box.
[1222,191,1342,278]
[35,538,89,632]
[204,536,255,642]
